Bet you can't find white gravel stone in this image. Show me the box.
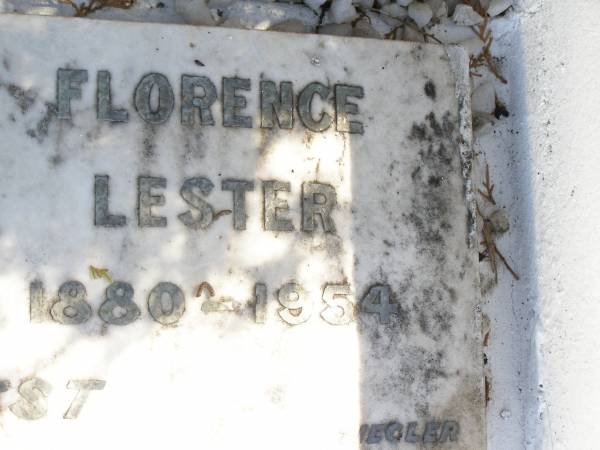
[452,4,483,25]
[408,1,432,28]
[472,112,495,137]
[304,0,327,13]
[175,0,216,25]
[487,0,512,17]
[353,16,383,38]
[381,2,407,18]
[402,24,425,42]
[269,19,315,33]
[318,22,353,35]
[428,18,477,43]
[426,0,447,18]
[208,0,235,11]
[220,17,247,28]
[489,209,510,234]
[434,0,448,18]
[471,81,496,114]
[366,10,395,33]
[396,0,412,6]
[461,36,485,56]
[327,0,358,24]
[444,0,460,13]
[380,14,401,28]
[376,0,391,7]
[222,1,319,30]
[354,0,375,9]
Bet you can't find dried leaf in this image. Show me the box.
[89,265,113,282]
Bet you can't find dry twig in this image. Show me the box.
[462,0,507,84]
[476,162,519,282]
[196,281,215,298]
[214,209,232,220]
[477,205,520,283]
[478,163,496,205]
[362,7,442,43]
[59,0,134,17]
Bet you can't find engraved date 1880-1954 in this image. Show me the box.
[29,280,403,327]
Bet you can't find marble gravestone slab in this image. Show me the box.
[0,13,483,450]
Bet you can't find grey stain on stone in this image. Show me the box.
[183,129,207,161]
[142,123,158,158]
[0,78,37,114]
[49,154,64,167]
[7,84,37,113]
[26,103,58,143]
[415,287,456,341]
[406,111,459,260]
[424,80,436,100]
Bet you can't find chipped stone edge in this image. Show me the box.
[446,43,487,449]
[446,44,476,248]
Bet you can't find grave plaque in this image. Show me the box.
[0,13,484,449]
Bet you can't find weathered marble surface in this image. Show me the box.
[0,14,483,449]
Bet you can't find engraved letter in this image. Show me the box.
[223,77,252,128]
[0,380,10,394]
[95,175,126,227]
[263,180,294,232]
[178,177,215,230]
[181,75,217,126]
[302,182,336,232]
[254,283,267,324]
[138,176,167,227]
[335,84,364,134]
[30,280,51,323]
[359,424,369,443]
[64,380,106,419]
[423,422,440,443]
[260,81,293,129]
[134,73,174,124]
[57,68,88,119]
[438,421,459,443]
[51,281,92,325]
[321,283,354,325]
[222,179,254,230]
[360,284,399,325]
[297,82,331,132]
[99,282,140,326]
[148,282,186,325]
[405,422,419,443]
[277,282,311,325]
[97,71,128,122]
[366,424,385,444]
[385,422,403,442]
[9,378,51,420]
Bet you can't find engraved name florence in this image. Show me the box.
[58,68,365,132]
